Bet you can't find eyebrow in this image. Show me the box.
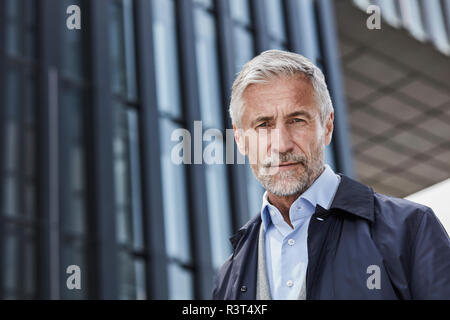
[250,115,274,127]
[250,110,312,127]
[286,110,312,120]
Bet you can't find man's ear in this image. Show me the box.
[233,124,247,156]
[324,112,334,146]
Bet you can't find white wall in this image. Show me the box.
[406,178,450,233]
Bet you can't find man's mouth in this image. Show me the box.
[271,162,302,169]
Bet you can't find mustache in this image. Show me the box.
[262,152,307,168]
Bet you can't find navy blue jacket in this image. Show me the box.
[212,175,450,299]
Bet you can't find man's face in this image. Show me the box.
[235,75,334,197]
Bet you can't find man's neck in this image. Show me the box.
[267,166,325,228]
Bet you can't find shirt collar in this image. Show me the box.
[260,164,341,231]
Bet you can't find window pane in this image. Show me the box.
[422,0,450,54]
[378,0,402,27]
[110,0,139,99]
[167,262,193,299]
[5,1,20,56]
[194,0,213,9]
[113,102,133,245]
[399,0,428,41]
[159,119,191,263]
[3,233,19,295]
[264,0,287,41]
[61,87,87,236]
[61,0,85,79]
[194,9,223,128]
[113,104,146,299]
[127,109,144,250]
[268,40,288,51]
[134,259,147,300]
[117,250,137,299]
[5,0,36,58]
[233,27,255,73]
[1,226,37,299]
[122,0,138,101]
[2,67,36,219]
[229,0,251,25]
[4,120,18,173]
[152,0,182,118]
[23,237,36,297]
[296,0,320,64]
[205,158,233,269]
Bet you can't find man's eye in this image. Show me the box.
[256,122,267,128]
[293,118,305,123]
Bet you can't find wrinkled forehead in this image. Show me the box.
[241,75,318,121]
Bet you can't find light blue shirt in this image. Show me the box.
[260,164,341,300]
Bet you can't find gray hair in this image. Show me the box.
[230,50,334,128]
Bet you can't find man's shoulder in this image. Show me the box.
[373,191,431,217]
[372,190,433,235]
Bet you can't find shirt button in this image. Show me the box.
[286,280,293,287]
[288,239,295,246]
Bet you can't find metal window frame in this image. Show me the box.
[35,0,62,300]
[134,0,169,300]
[177,0,215,299]
[2,0,41,299]
[57,0,93,299]
[215,0,254,231]
[0,0,6,299]
[36,0,63,300]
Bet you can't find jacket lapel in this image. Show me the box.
[228,215,261,299]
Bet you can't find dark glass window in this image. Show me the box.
[59,0,89,300]
[152,0,183,119]
[228,0,264,222]
[1,0,38,299]
[194,8,223,128]
[109,0,146,300]
[230,0,251,25]
[159,119,193,269]
[5,0,36,58]
[152,0,195,298]
[264,0,288,49]
[193,2,233,271]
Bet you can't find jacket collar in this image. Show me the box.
[230,174,375,249]
[330,174,375,223]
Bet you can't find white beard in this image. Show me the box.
[251,146,324,197]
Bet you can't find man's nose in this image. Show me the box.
[271,125,294,154]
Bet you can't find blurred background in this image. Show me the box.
[0,0,449,299]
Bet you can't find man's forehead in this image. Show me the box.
[250,105,315,119]
[244,74,312,93]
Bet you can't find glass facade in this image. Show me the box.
[1,0,38,299]
[0,0,349,299]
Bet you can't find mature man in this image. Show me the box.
[212,50,450,300]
